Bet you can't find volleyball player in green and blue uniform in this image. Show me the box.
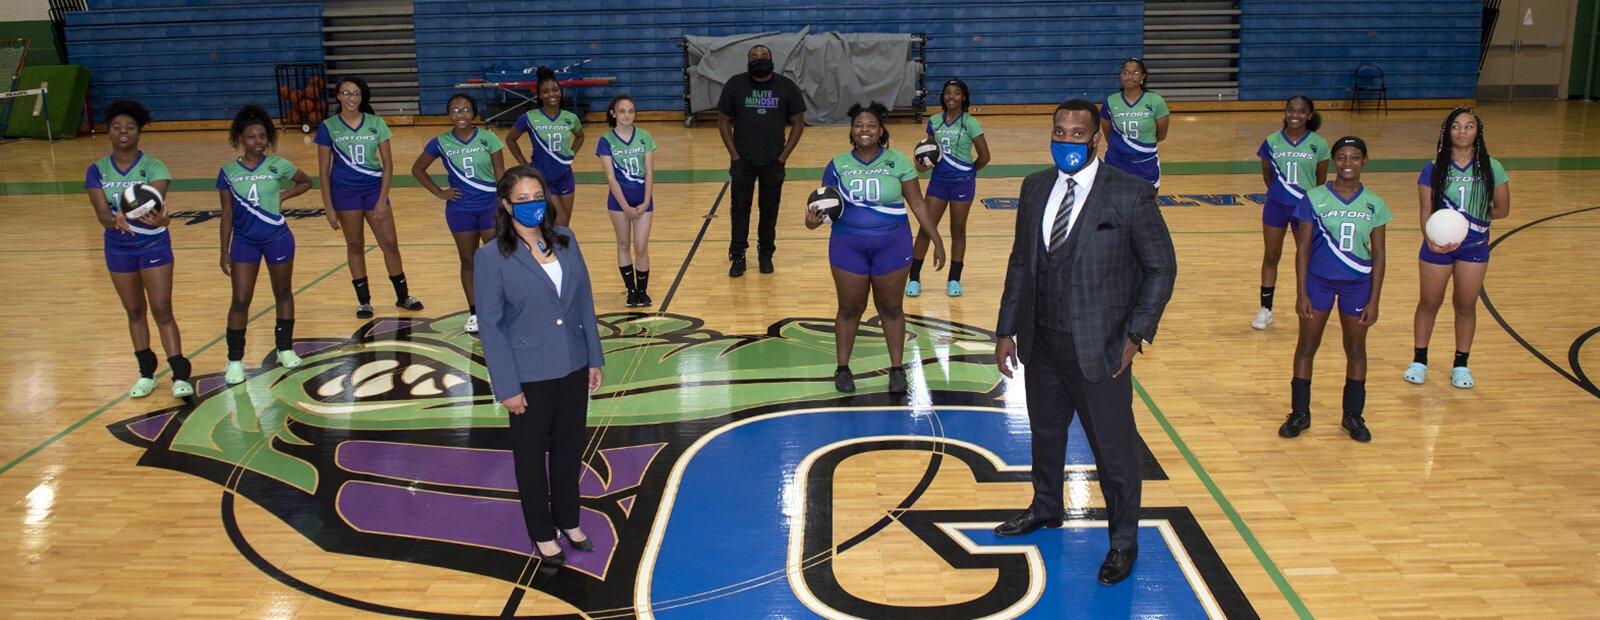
[508,66,584,227]
[806,102,946,394]
[596,95,658,307]
[86,99,193,399]
[1406,108,1511,389]
[217,105,313,384]
[909,78,989,298]
[1100,58,1169,187]
[1253,95,1330,330]
[316,76,423,318]
[412,93,505,333]
[1280,136,1389,444]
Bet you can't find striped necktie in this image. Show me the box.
[1047,178,1077,253]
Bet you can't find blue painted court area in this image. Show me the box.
[639,407,1216,618]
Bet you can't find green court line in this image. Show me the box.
[8,155,1598,197]
[0,249,365,478]
[1133,376,1313,619]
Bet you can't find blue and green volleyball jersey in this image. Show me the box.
[216,155,299,244]
[1293,184,1393,282]
[1417,157,1507,248]
[925,111,983,180]
[313,113,393,192]
[595,127,656,191]
[423,128,504,211]
[85,152,172,251]
[821,148,919,236]
[1257,130,1330,206]
[513,108,581,169]
[1101,91,1169,159]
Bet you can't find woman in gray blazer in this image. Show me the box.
[475,165,605,566]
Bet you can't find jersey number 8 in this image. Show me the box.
[352,144,367,165]
[1338,222,1357,252]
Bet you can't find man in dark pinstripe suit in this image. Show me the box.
[993,99,1177,586]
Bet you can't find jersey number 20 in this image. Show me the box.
[847,177,881,204]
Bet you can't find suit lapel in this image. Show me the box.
[555,242,578,305]
[1024,170,1054,272]
[512,241,562,299]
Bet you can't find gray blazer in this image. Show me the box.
[996,164,1177,383]
[474,227,605,402]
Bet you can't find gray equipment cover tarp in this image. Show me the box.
[685,27,918,126]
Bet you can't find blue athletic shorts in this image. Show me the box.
[330,187,386,212]
[1305,273,1371,317]
[1262,199,1298,229]
[1418,239,1490,265]
[606,184,653,212]
[445,207,495,233]
[926,176,976,203]
[829,223,913,277]
[105,240,174,274]
[539,163,576,197]
[230,229,296,265]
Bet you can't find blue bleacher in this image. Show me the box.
[65,2,323,122]
[1237,0,1481,101]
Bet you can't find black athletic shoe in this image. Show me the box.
[887,367,908,393]
[635,290,652,307]
[625,289,640,308]
[729,255,746,277]
[834,367,856,393]
[396,296,424,311]
[1342,412,1372,442]
[355,303,374,319]
[1278,411,1310,438]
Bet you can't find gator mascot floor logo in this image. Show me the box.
[108,312,1256,618]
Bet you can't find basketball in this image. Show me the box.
[120,183,165,220]
[914,138,941,168]
[288,109,302,125]
[807,186,843,223]
[1425,208,1469,246]
[278,85,290,100]
[288,90,303,104]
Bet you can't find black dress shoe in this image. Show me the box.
[1278,411,1310,438]
[759,255,774,274]
[1098,547,1137,585]
[729,255,746,277]
[834,367,856,393]
[887,367,908,393]
[534,541,566,565]
[994,509,1062,537]
[1342,412,1372,442]
[563,530,594,552]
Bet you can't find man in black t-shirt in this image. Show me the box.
[717,45,807,276]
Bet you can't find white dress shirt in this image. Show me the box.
[1041,156,1100,248]
[540,258,564,296]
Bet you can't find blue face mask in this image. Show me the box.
[511,200,547,227]
[1051,140,1091,174]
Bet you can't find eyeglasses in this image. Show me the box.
[339,90,360,97]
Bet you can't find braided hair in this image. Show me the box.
[1429,108,1493,221]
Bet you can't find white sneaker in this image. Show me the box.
[1251,307,1274,330]
[464,314,479,334]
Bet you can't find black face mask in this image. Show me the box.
[748,58,774,78]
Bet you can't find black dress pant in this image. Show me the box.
[728,158,785,258]
[1023,325,1142,551]
[511,368,589,543]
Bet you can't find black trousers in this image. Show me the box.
[728,158,785,258]
[511,368,588,543]
[1023,325,1142,551]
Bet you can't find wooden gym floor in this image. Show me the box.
[0,101,1597,618]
